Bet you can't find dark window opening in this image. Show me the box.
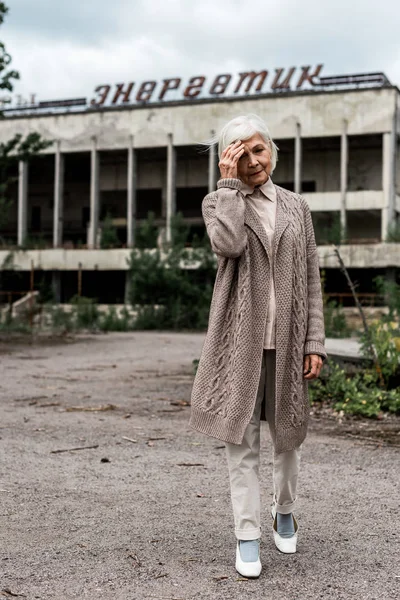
[31,206,41,231]
[100,191,126,220]
[137,189,162,219]
[322,267,389,307]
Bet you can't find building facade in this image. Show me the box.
[0,73,399,304]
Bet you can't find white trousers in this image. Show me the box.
[225,350,302,540]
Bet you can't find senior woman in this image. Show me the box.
[189,114,326,578]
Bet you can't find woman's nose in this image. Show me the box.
[248,153,258,166]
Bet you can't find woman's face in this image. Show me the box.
[236,133,272,187]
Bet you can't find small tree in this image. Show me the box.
[128,212,216,330]
[0,3,19,93]
[0,3,52,235]
[135,211,159,248]
[100,213,119,249]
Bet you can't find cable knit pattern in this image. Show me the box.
[189,179,327,454]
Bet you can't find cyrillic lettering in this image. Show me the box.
[271,67,296,90]
[112,82,134,104]
[209,74,231,95]
[136,81,157,102]
[158,78,181,101]
[183,76,206,98]
[296,64,323,89]
[90,85,111,107]
[234,71,268,94]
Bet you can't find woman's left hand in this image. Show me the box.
[303,354,323,380]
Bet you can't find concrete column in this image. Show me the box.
[294,122,302,194]
[166,133,176,244]
[161,188,167,218]
[208,131,217,193]
[127,136,137,248]
[89,137,100,248]
[53,141,65,248]
[382,129,396,241]
[17,160,28,246]
[340,120,348,242]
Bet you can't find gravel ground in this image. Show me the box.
[0,331,399,600]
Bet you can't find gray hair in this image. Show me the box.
[212,114,279,173]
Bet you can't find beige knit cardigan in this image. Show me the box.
[189,178,327,454]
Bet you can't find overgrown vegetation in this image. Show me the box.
[321,270,351,338]
[135,211,159,249]
[0,3,52,240]
[386,221,400,243]
[310,275,400,417]
[100,214,119,249]
[0,309,31,333]
[314,213,344,246]
[127,212,216,330]
[46,296,135,333]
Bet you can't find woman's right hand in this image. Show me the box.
[218,140,245,179]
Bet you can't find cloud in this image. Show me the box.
[2,0,400,103]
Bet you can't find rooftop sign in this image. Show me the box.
[1,68,391,115]
[90,64,324,107]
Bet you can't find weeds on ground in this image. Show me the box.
[309,361,400,417]
[45,299,135,333]
[99,306,134,331]
[311,275,400,418]
[0,311,31,333]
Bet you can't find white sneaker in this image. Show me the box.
[235,540,262,578]
[271,504,298,554]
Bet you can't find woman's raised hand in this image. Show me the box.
[218,141,245,179]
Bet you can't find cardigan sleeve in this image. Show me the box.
[302,198,327,359]
[201,178,248,258]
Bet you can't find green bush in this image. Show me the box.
[0,311,31,333]
[133,305,167,330]
[324,299,351,338]
[47,301,136,333]
[315,213,344,245]
[310,275,400,418]
[309,360,400,417]
[386,221,400,242]
[21,234,48,250]
[70,295,99,330]
[99,306,134,331]
[170,211,190,247]
[359,320,400,386]
[127,212,216,331]
[47,305,75,332]
[373,275,400,319]
[320,269,352,339]
[135,211,159,248]
[100,213,119,249]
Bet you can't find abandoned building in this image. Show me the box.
[0,67,399,304]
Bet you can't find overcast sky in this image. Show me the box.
[2,0,400,105]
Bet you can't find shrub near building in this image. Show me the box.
[127,212,216,331]
[310,277,400,417]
